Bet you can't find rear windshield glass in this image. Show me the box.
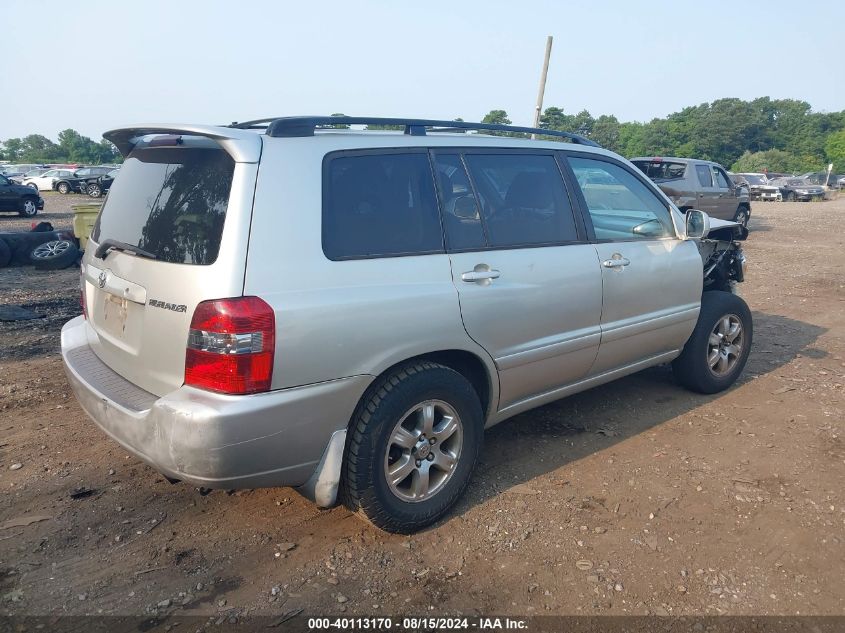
[92,146,234,265]
[632,160,686,181]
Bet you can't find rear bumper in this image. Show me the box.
[61,316,371,490]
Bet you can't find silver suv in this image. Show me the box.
[61,117,752,533]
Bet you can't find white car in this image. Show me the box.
[22,169,76,191]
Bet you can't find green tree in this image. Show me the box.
[480,109,523,137]
[1,138,24,161]
[591,115,621,151]
[824,129,845,172]
[730,149,821,174]
[481,109,511,126]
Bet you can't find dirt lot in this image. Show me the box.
[1,196,843,620]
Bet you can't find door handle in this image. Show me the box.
[461,269,501,282]
[602,256,630,268]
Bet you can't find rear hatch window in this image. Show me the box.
[92,146,234,265]
[632,160,687,182]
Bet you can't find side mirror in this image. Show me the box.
[452,195,479,220]
[685,209,710,240]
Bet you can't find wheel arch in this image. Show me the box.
[363,348,497,422]
[297,347,498,509]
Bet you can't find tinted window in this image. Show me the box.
[462,154,577,247]
[714,168,731,188]
[92,146,234,265]
[632,160,687,181]
[433,154,486,251]
[323,152,443,259]
[695,165,713,187]
[568,156,674,241]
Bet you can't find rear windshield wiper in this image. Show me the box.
[94,238,157,261]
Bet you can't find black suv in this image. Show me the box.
[0,174,45,217]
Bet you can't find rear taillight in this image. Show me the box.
[80,265,87,319]
[184,297,275,395]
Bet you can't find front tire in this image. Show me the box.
[20,198,38,217]
[342,361,483,533]
[56,182,70,194]
[734,206,749,228]
[87,183,102,198]
[673,291,752,394]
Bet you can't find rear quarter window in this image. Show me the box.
[92,146,234,265]
[322,151,444,260]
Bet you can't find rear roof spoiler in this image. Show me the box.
[103,125,262,163]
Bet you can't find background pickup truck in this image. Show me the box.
[631,156,751,228]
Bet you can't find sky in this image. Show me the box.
[1,0,843,142]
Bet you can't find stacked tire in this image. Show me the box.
[0,239,11,268]
[28,240,80,270]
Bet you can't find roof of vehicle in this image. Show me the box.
[630,156,725,167]
[103,117,620,164]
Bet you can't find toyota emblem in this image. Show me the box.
[98,271,107,289]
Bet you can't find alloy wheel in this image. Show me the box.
[32,240,71,259]
[384,400,463,502]
[707,314,743,376]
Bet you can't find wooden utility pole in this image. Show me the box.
[531,36,553,139]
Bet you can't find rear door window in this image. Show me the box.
[461,153,578,248]
[91,146,235,265]
[695,165,714,187]
[322,151,443,260]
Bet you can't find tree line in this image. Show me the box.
[4,97,844,172]
[0,129,121,165]
[481,97,845,174]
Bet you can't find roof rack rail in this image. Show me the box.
[229,116,600,147]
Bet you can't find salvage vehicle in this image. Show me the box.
[735,172,782,202]
[0,173,44,217]
[61,117,752,533]
[72,168,119,198]
[631,157,751,227]
[768,177,825,201]
[54,166,115,195]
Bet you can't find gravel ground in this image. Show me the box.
[0,197,843,620]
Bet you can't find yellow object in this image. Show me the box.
[72,203,102,251]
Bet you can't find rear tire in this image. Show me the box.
[342,361,484,533]
[785,192,795,201]
[87,184,102,198]
[56,182,70,194]
[673,291,752,394]
[29,240,80,270]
